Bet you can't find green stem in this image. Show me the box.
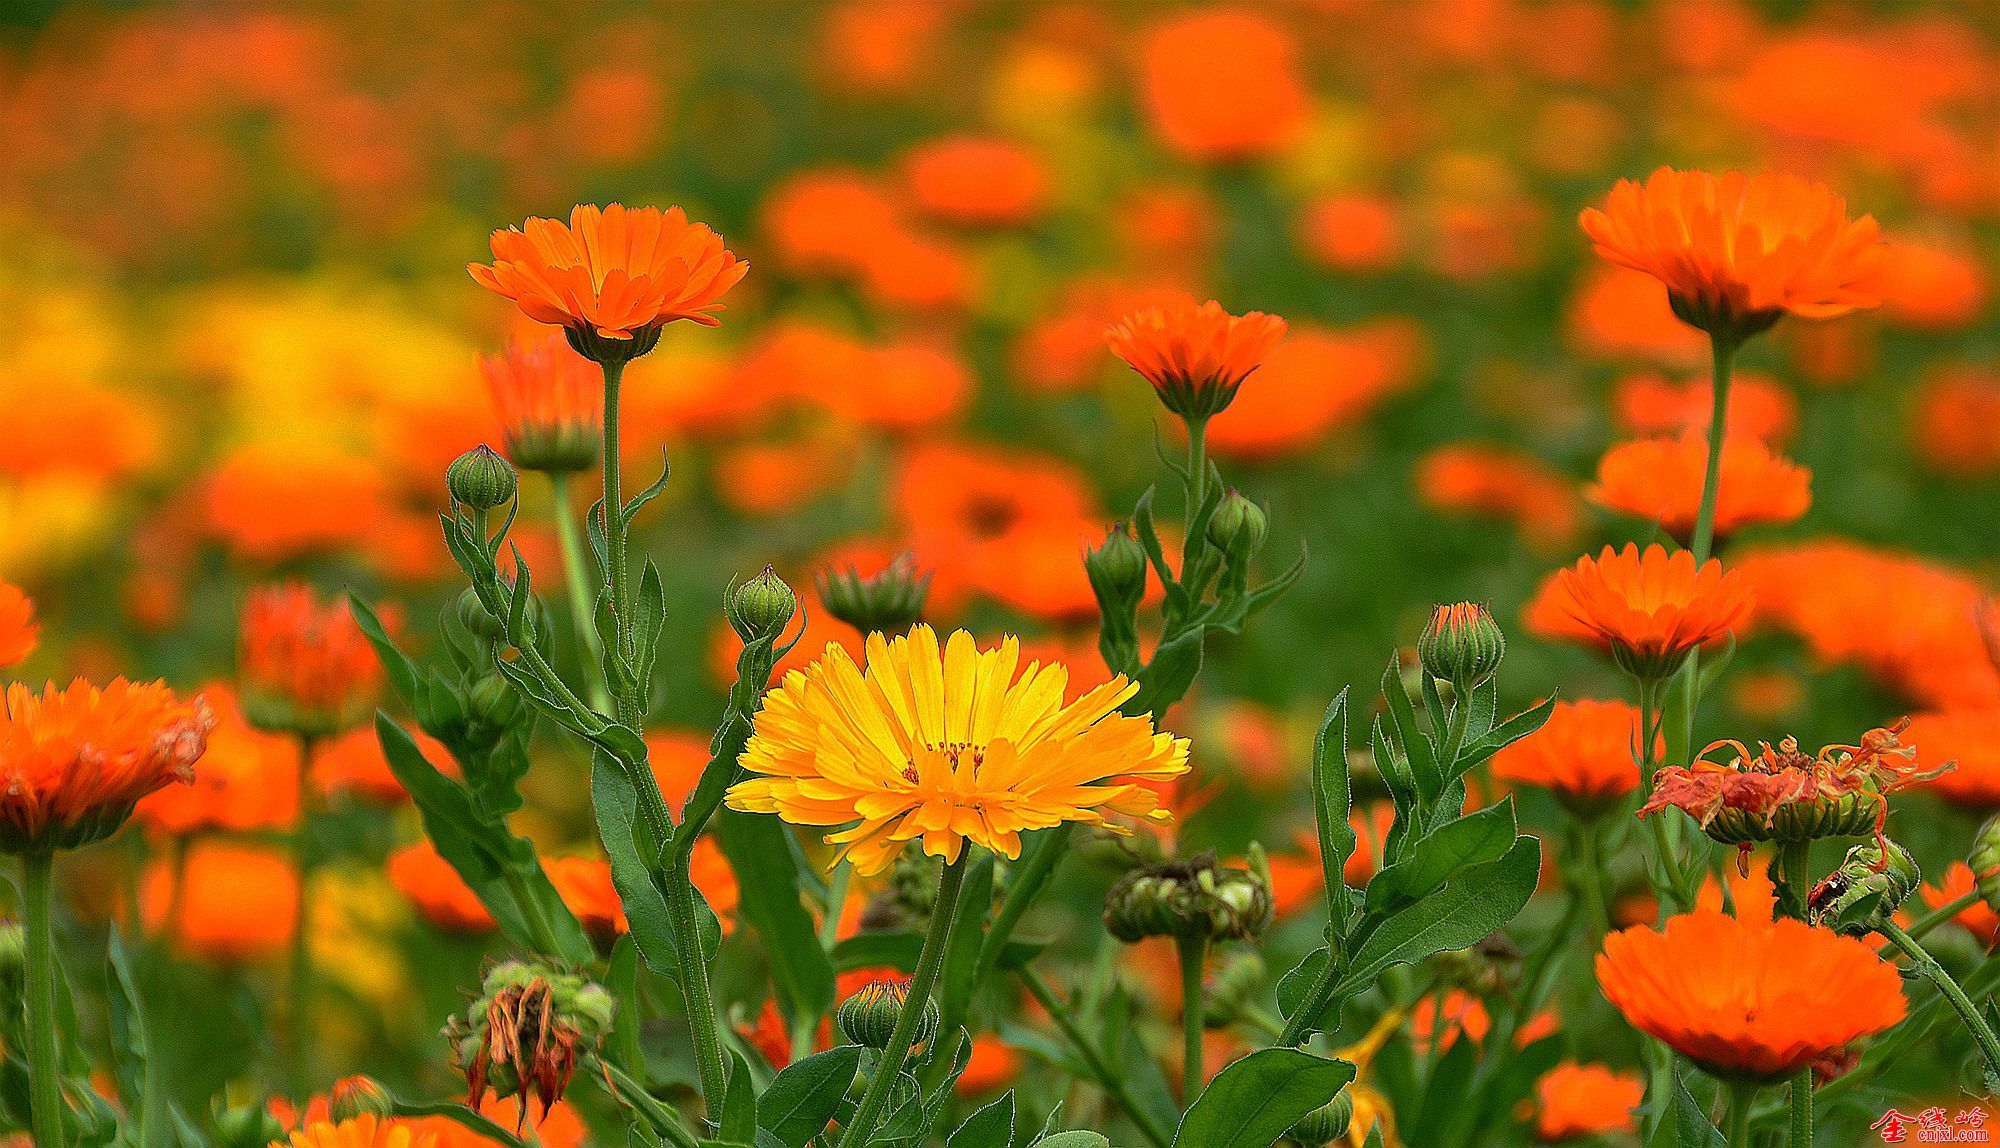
[1019,968,1173,1148]
[663,852,728,1119]
[22,851,66,1148]
[1574,817,1613,941]
[1186,417,1208,519]
[1691,334,1739,566]
[597,1056,702,1148]
[598,358,640,728]
[547,471,608,712]
[1726,1080,1759,1148]
[839,854,971,1148]
[1898,889,1982,947]
[1774,841,1811,920]
[1878,918,2000,1082]
[287,734,318,1099]
[1790,1067,1813,1148]
[1178,933,1208,1101]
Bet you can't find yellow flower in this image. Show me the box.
[726,625,1189,875]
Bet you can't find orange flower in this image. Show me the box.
[1913,368,2000,479]
[1,679,212,854]
[1596,874,1905,1079]
[142,839,298,962]
[1905,710,2000,806]
[1415,444,1582,555]
[313,723,451,806]
[902,135,1049,228]
[480,333,602,475]
[198,443,392,565]
[1612,370,1797,445]
[548,846,737,940]
[0,582,38,668]
[1917,862,1999,948]
[1588,434,1812,541]
[133,685,298,837]
[411,1098,583,1148]
[1205,320,1426,460]
[1878,238,1989,331]
[1297,193,1402,273]
[892,440,1097,617]
[278,1116,433,1148]
[1267,802,1395,917]
[1105,297,1287,421]
[1531,1062,1644,1140]
[1546,544,1755,679]
[468,204,748,348]
[955,1033,1022,1096]
[1138,8,1308,162]
[1579,169,1885,338]
[239,582,382,738]
[1566,266,1708,366]
[1492,699,1652,809]
[1410,990,1558,1056]
[389,841,496,935]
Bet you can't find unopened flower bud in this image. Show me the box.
[447,445,519,512]
[445,961,612,1116]
[457,586,507,643]
[213,1102,286,1148]
[1201,949,1267,1029]
[729,566,798,643]
[1104,851,1274,943]
[1288,1091,1354,1146]
[1418,602,1506,690]
[1206,490,1268,561]
[1085,524,1149,609]
[328,1076,395,1123]
[1972,814,2000,918]
[818,554,930,634]
[467,674,525,735]
[837,979,939,1050]
[1809,838,1920,934]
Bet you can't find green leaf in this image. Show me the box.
[378,714,594,963]
[592,750,719,981]
[1363,798,1517,915]
[1125,625,1205,720]
[1338,836,1541,996]
[1372,719,1418,865]
[1311,689,1355,918]
[607,935,645,1076]
[1035,1134,1112,1148]
[1379,656,1443,802]
[721,1051,759,1143]
[757,1045,862,1148]
[717,809,836,1026]
[392,1101,527,1148]
[948,1092,1015,1148]
[349,594,422,707]
[1171,1049,1356,1148]
[104,927,158,1145]
[1453,693,1558,775]
[1275,947,1330,1021]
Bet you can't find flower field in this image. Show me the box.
[4,2,2000,1147]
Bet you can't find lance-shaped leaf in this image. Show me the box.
[1311,689,1355,918]
[1363,798,1517,915]
[757,1046,862,1148]
[1379,655,1443,801]
[1171,1049,1356,1148]
[1337,835,1541,996]
[716,807,835,1028]
[592,750,720,981]
[1123,625,1204,720]
[1453,693,1558,776]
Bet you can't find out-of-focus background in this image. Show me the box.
[5,0,2000,1139]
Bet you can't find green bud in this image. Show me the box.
[1206,489,1268,561]
[467,673,525,735]
[1288,1091,1354,1146]
[837,979,939,1050]
[818,554,930,634]
[1201,949,1267,1029]
[729,565,798,642]
[328,1076,395,1123]
[1809,837,1920,935]
[1417,602,1506,690]
[457,586,507,643]
[1971,814,2000,919]
[1085,524,1149,609]
[1104,851,1274,943]
[447,444,519,512]
[213,1103,287,1148]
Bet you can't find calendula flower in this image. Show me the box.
[468,204,748,359]
[480,334,602,475]
[1105,297,1287,421]
[132,685,298,837]
[1547,544,1754,681]
[1579,168,1885,339]
[279,1116,434,1148]
[1589,434,1812,542]
[239,583,381,738]
[389,841,496,935]
[1642,720,1947,859]
[725,625,1190,875]
[0,679,212,854]
[141,839,297,962]
[1492,699,1654,811]
[1596,872,1904,1079]
[1918,862,2000,948]
[0,583,37,668]
[1531,1062,1644,1141]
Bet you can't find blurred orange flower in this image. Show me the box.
[1298,194,1403,274]
[470,204,748,340]
[1917,862,1999,948]
[1589,434,1811,541]
[1,678,212,854]
[1139,8,1307,162]
[0,582,38,668]
[389,840,496,935]
[143,838,298,962]
[1878,238,1988,330]
[1492,699,1651,808]
[480,333,602,476]
[1531,1061,1643,1140]
[1206,321,1424,460]
[1905,710,2000,807]
[1611,370,1796,445]
[1580,169,1884,336]
[903,135,1049,227]
[198,444,393,565]
[1544,544,1754,679]
[133,685,298,837]
[1596,873,1904,1078]
[1106,297,1287,421]
[1415,444,1581,554]
[240,583,383,738]
[1912,368,2000,478]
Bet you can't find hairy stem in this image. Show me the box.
[664,852,728,1120]
[1878,918,2000,1083]
[1178,933,1208,1102]
[1790,1067,1813,1148]
[23,851,66,1148]
[547,470,608,712]
[1019,968,1173,1148]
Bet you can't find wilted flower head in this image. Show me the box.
[469,204,748,361]
[239,583,381,738]
[1103,849,1274,943]
[1579,168,1885,340]
[1642,719,1948,863]
[1105,297,1286,421]
[444,961,612,1128]
[480,333,603,475]
[0,679,212,854]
